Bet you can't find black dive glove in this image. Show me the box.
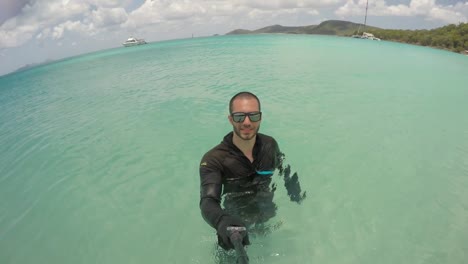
[283,165,307,203]
[216,215,250,250]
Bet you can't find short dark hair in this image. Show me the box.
[229,91,261,114]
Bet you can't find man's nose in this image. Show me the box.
[242,115,252,125]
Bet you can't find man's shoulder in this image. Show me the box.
[200,141,229,169]
[201,140,229,160]
[203,132,233,156]
[204,141,228,155]
[257,133,278,144]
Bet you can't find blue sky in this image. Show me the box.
[1,0,467,76]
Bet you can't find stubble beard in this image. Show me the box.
[233,124,260,141]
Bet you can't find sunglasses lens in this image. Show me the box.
[249,113,261,122]
[231,112,261,123]
[232,114,246,123]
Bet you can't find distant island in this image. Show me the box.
[13,59,55,74]
[226,20,468,55]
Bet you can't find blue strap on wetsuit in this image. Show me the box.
[256,170,274,176]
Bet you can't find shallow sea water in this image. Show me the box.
[1,34,468,263]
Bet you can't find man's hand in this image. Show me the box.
[216,215,250,250]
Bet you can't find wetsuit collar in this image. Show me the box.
[223,132,262,160]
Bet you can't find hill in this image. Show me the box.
[226,20,380,36]
[372,23,468,53]
[225,20,468,54]
[306,20,380,35]
[12,60,55,74]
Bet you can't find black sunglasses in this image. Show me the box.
[231,112,262,123]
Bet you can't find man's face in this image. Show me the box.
[229,97,261,141]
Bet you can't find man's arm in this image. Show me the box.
[199,160,226,228]
[274,141,307,204]
[281,164,307,203]
[199,160,251,250]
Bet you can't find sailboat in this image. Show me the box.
[352,0,381,41]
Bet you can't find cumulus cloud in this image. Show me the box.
[36,27,51,41]
[51,20,95,40]
[123,1,212,29]
[86,0,127,8]
[123,1,244,30]
[122,0,333,29]
[429,6,467,24]
[336,0,467,24]
[0,0,130,48]
[0,23,36,47]
[88,7,128,27]
[235,0,341,10]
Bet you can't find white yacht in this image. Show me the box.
[361,32,381,41]
[122,37,147,47]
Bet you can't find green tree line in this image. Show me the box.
[357,23,468,53]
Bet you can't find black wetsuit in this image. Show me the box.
[199,132,283,229]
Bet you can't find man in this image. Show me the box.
[199,91,306,251]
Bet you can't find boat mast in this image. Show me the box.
[363,0,368,32]
[356,0,368,35]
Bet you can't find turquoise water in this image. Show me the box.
[1,34,468,264]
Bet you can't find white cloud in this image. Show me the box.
[122,0,334,30]
[52,25,64,39]
[51,20,94,40]
[236,0,341,10]
[410,0,435,13]
[21,0,89,25]
[385,5,412,16]
[122,1,238,30]
[36,28,51,40]
[0,21,37,47]
[335,0,468,24]
[122,1,163,29]
[88,7,128,27]
[85,0,126,8]
[429,6,467,24]
[123,0,214,29]
[164,2,207,20]
[245,6,318,21]
[0,0,131,48]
